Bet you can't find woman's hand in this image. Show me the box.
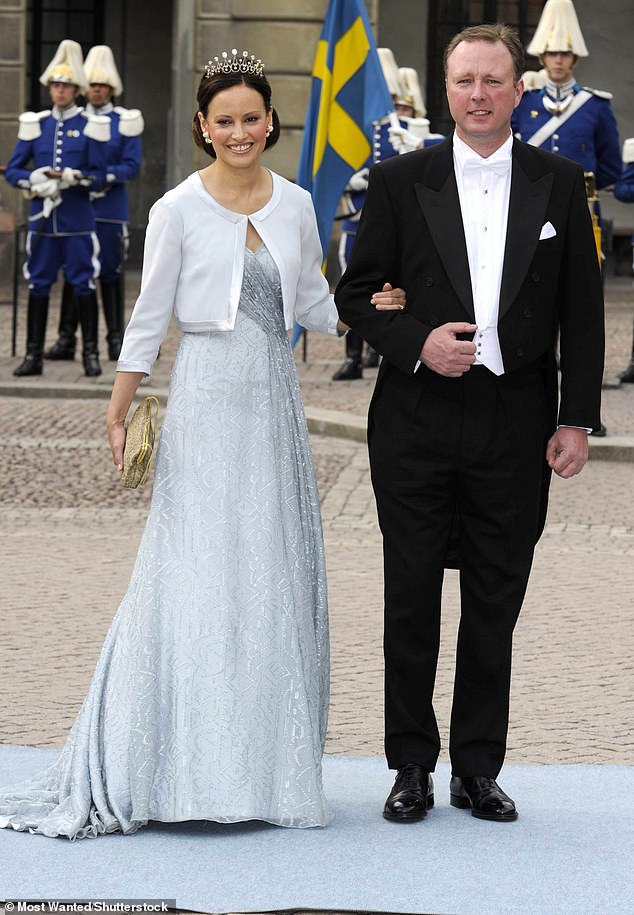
[371,282,406,310]
[107,419,127,472]
[106,371,144,472]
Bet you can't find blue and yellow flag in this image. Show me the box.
[297,0,393,257]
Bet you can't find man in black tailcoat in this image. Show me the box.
[335,23,604,823]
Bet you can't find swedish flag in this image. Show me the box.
[297,0,393,257]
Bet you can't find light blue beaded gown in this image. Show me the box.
[0,245,332,838]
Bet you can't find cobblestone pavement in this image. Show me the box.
[0,393,633,766]
[0,277,633,772]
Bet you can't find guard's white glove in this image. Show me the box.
[61,166,83,186]
[41,196,61,218]
[388,124,423,154]
[34,179,60,197]
[345,167,369,192]
[28,166,58,197]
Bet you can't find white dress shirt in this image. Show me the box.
[453,131,513,376]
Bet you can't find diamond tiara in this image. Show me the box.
[204,50,264,79]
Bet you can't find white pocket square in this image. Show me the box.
[539,221,557,240]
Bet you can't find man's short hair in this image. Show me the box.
[443,23,525,84]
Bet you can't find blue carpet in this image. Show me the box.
[0,746,632,915]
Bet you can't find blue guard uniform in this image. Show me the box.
[6,105,108,291]
[3,38,110,377]
[512,78,621,189]
[46,44,144,362]
[66,102,143,360]
[88,103,142,280]
[4,103,109,375]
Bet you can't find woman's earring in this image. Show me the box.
[199,117,213,144]
[265,123,273,137]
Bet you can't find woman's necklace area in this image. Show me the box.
[201,165,271,215]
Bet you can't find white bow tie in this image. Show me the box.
[462,157,511,177]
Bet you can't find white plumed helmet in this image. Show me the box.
[397,67,426,118]
[527,0,589,57]
[84,45,124,97]
[39,39,88,92]
[377,48,402,98]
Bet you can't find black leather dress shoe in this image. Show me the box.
[590,423,607,437]
[383,764,434,822]
[332,357,362,381]
[450,775,518,822]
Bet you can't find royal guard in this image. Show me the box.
[511,0,621,436]
[614,139,634,382]
[511,0,621,190]
[333,51,441,381]
[46,45,144,363]
[4,39,109,376]
[386,66,445,155]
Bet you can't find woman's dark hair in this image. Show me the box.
[192,69,281,159]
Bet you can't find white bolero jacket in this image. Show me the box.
[117,170,339,375]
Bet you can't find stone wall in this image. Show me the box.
[0,0,26,280]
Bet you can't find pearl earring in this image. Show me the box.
[265,123,273,137]
[202,130,212,144]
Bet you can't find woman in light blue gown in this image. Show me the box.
[0,52,405,838]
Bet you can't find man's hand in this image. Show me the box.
[371,282,406,311]
[420,322,477,377]
[546,427,589,478]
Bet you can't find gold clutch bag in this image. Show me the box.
[121,395,159,489]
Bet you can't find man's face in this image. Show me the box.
[445,39,523,153]
[49,82,78,109]
[86,83,113,108]
[541,51,576,85]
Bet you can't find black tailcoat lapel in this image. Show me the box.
[499,139,553,319]
[414,139,475,322]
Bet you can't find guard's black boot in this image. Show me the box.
[13,347,43,376]
[333,330,363,380]
[44,281,78,359]
[14,294,49,376]
[101,279,124,361]
[332,356,362,380]
[619,358,634,384]
[76,292,102,377]
[362,346,380,368]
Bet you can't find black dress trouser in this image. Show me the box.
[369,360,548,778]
